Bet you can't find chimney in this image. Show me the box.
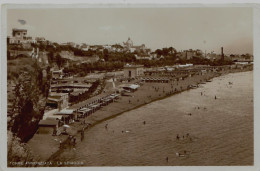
[221,47,224,61]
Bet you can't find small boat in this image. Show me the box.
[176,152,190,157]
[189,85,198,89]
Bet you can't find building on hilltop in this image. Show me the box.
[123,37,150,55]
[176,50,195,60]
[8,28,36,45]
[176,49,204,60]
[206,51,217,61]
[7,28,38,50]
[12,28,27,40]
[124,37,133,49]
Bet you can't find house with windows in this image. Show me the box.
[46,93,69,111]
[8,28,36,45]
[123,64,144,78]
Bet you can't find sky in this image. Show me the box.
[7,8,253,54]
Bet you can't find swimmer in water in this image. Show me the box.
[176,134,180,140]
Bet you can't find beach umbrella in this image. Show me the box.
[63,124,70,128]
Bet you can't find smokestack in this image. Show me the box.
[221,47,224,61]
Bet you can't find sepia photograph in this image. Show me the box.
[1,3,258,169]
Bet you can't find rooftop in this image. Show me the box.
[55,109,74,115]
[49,92,68,97]
[12,28,27,32]
[124,64,144,68]
[39,119,59,126]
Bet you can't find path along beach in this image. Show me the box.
[42,70,253,166]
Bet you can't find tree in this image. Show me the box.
[162,48,170,56]
[245,53,251,60]
[168,47,177,54]
[7,50,11,60]
[55,54,63,69]
[155,49,162,57]
[103,49,109,61]
[47,51,54,65]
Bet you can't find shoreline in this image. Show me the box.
[27,68,252,166]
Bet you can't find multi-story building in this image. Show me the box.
[123,37,149,54]
[8,28,36,45]
[177,50,195,60]
[123,64,144,78]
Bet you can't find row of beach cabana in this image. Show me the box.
[73,93,120,118]
[141,77,170,83]
[38,93,120,135]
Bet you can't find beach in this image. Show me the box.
[29,69,218,162]
[44,70,253,166]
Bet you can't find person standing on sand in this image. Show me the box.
[71,136,74,146]
[73,137,76,146]
[176,134,180,140]
[215,95,217,100]
[143,121,146,125]
[59,140,62,148]
[105,124,108,130]
[166,157,169,162]
[68,135,72,145]
[81,132,84,141]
